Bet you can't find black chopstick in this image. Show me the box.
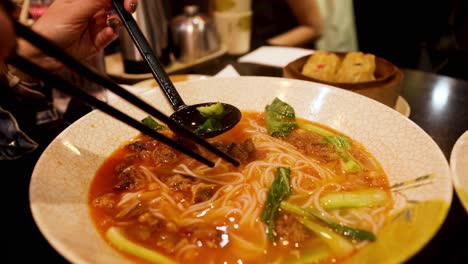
[111,0,184,109]
[8,55,215,167]
[12,21,240,167]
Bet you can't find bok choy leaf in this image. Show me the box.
[265,98,298,137]
[194,102,225,134]
[261,167,292,241]
[299,122,362,172]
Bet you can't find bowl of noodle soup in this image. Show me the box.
[30,76,452,264]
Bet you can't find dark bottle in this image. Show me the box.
[119,0,173,74]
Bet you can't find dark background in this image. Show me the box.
[5,0,468,263]
[167,0,468,81]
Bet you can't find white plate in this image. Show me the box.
[30,76,452,264]
[450,130,468,213]
[395,96,411,118]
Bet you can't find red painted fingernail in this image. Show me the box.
[130,1,138,13]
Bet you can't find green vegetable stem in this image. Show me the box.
[319,189,388,210]
[106,227,176,264]
[141,116,165,131]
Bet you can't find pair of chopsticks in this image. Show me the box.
[8,21,240,168]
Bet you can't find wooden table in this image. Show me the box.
[6,54,468,263]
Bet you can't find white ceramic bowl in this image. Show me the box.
[30,76,452,263]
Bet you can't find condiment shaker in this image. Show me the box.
[171,5,221,63]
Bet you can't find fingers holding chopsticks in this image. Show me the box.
[107,0,138,28]
[15,0,138,72]
[10,21,240,167]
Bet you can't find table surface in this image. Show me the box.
[6,54,468,263]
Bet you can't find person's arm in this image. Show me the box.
[267,25,319,47]
[267,0,323,47]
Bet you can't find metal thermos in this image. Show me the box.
[171,5,221,63]
[119,0,172,74]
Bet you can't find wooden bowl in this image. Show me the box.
[283,53,403,108]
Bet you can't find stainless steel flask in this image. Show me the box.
[171,5,221,63]
[119,0,172,73]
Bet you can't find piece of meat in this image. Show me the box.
[152,143,180,164]
[115,151,151,172]
[275,212,312,243]
[211,138,257,164]
[126,140,147,151]
[126,213,165,240]
[191,183,218,203]
[231,138,257,163]
[285,129,322,147]
[138,212,165,228]
[113,166,146,191]
[185,224,223,249]
[165,174,196,193]
[284,129,339,162]
[305,143,339,162]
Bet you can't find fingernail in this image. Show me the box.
[106,9,117,15]
[130,1,138,13]
[107,18,121,28]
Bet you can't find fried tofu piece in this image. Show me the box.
[335,52,376,83]
[301,51,341,82]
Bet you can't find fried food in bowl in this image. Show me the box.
[284,51,402,108]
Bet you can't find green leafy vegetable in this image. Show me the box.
[197,102,225,117]
[281,201,376,241]
[194,118,223,134]
[141,116,165,131]
[194,102,225,135]
[299,122,361,172]
[265,98,298,137]
[106,227,176,264]
[261,167,292,241]
[319,189,388,210]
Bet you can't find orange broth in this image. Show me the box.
[89,111,392,263]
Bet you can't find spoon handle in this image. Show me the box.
[112,0,186,111]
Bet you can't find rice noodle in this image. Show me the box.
[90,113,392,263]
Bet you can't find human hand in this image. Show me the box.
[18,0,138,71]
[0,0,15,60]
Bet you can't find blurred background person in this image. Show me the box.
[255,0,323,48]
[313,0,358,52]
